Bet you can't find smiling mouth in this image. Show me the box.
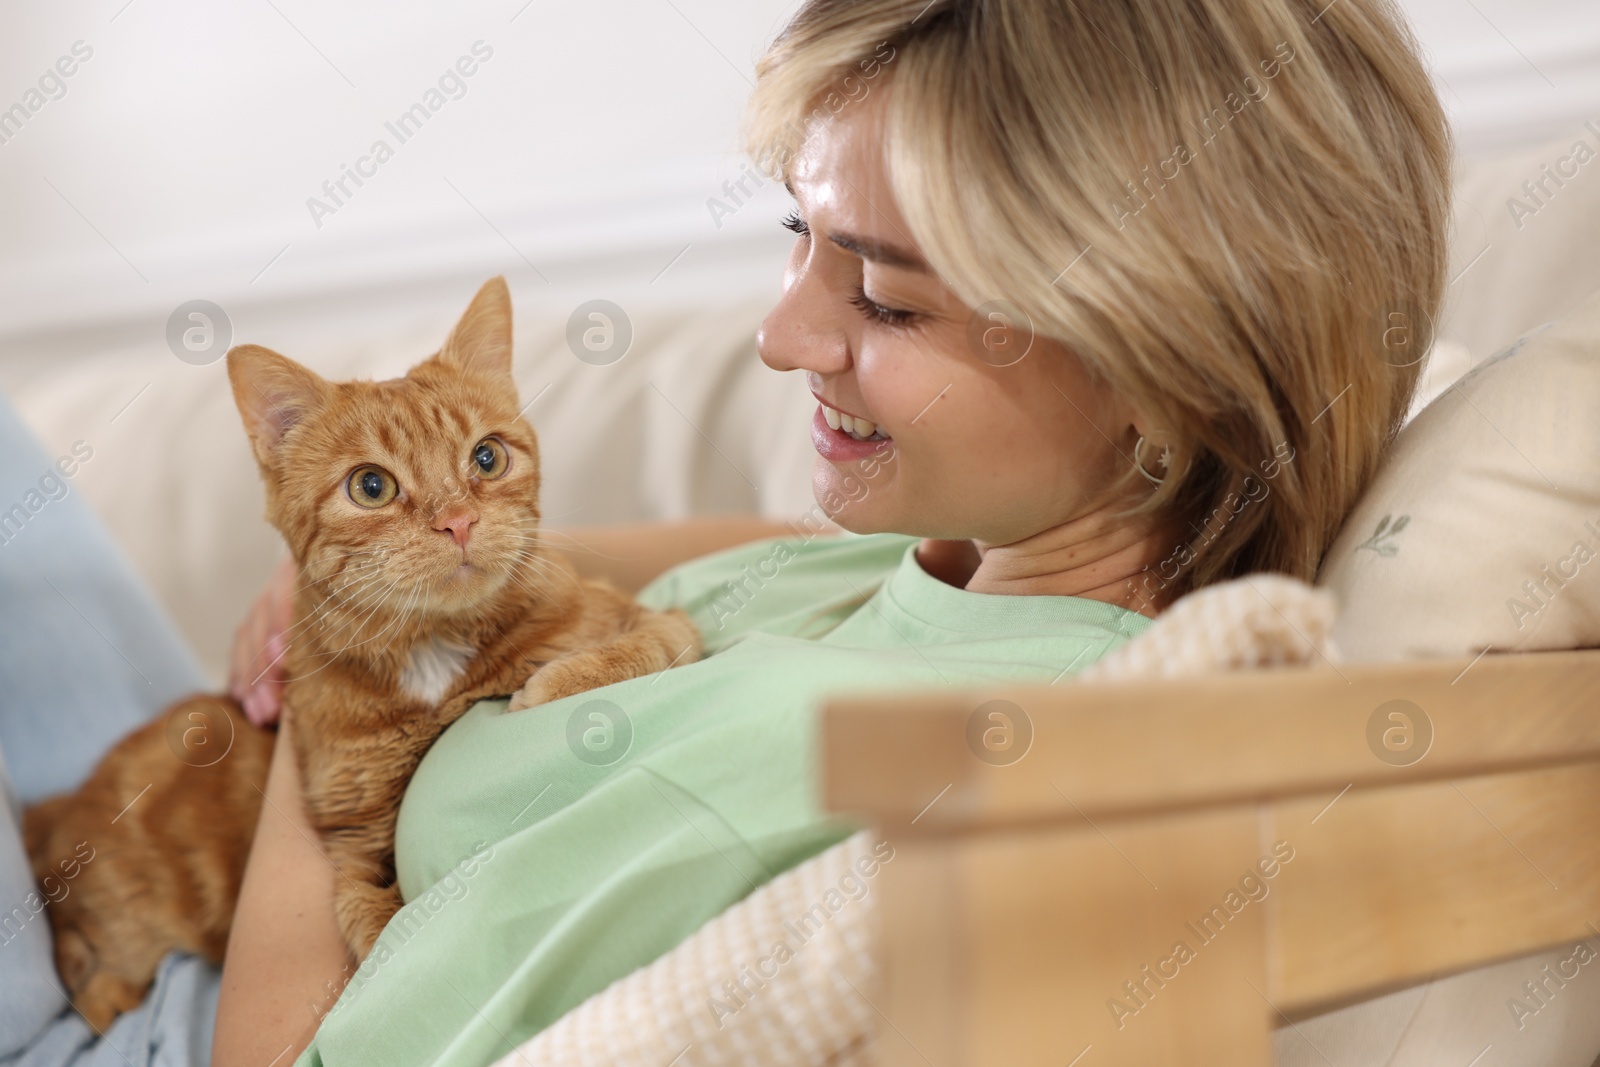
[817,399,890,442]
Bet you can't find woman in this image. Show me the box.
[2,0,1448,1064]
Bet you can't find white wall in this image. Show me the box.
[0,0,1596,353]
[1403,0,1600,154]
[0,0,801,349]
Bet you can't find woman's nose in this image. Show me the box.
[757,250,851,376]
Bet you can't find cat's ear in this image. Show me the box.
[439,276,514,390]
[227,344,330,467]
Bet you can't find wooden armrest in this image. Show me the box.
[821,650,1600,1066]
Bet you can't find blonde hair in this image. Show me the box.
[746,0,1451,598]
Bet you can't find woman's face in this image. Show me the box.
[758,92,1137,545]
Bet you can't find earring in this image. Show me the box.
[1133,436,1172,486]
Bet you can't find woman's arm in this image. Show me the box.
[550,516,809,593]
[212,714,352,1067]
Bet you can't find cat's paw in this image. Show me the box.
[74,972,148,1033]
[506,680,542,712]
[506,667,551,711]
[334,881,403,963]
[508,663,586,711]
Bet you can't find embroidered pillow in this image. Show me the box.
[1319,287,1600,661]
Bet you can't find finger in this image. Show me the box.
[242,688,267,727]
[254,686,283,727]
[245,684,283,728]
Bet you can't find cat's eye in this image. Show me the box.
[346,465,398,508]
[471,437,509,480]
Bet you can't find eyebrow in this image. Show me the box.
[828,232,929,272]
[786,180,929,273]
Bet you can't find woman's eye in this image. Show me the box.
[472,437,510,479]
[849,285,917,327]
[781,210,809,236]
[347,465,398,509]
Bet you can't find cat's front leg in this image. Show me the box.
[508,608,700,711]
[296,702,446,960]
[323,831,406,960]
[334,879,405,961]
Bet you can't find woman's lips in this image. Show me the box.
[811,405,894,463]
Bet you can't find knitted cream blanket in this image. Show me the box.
[493,574,1338,1067]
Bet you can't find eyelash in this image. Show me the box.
[850,286,917,327]
[783,211,917,328]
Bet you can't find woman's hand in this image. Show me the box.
[229,557,296,727]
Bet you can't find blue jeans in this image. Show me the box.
[0,391,220,1066]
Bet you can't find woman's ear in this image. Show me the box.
[1127,411,1179,485]
[438,276,514,393]
[227,344,330,469]
[1127,402,1178,449]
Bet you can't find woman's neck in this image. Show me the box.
[917,507,1173,617]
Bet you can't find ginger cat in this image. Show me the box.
[22,694,270,1028]
[23,277,701,1030]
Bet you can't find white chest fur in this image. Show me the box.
[399,636,476,705]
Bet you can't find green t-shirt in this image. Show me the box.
[298,533,1151,1067]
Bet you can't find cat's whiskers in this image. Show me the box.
[284,566,387,626]
[505,514,559,538]
[278,551,390,624]
[388,575,438,658]
[505,527,634,564]
[501,565,579,609]
[291,577,417,682]
[295,553,386,598]
[501,522,570,559]
[246,579,382,687]
[501,534,571,552]
[336,567,450,655]
[330,570,428,641]
[504,544,581,597]
[279,567,392,648]
[285,552,389,615]
[302,576,406,661]
[264,571,391,673]
[504,550,577,582]
[499,570,548,602]
[379,580,429,648]
[518,560,574,594]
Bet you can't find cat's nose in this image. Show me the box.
[432,507,478,546]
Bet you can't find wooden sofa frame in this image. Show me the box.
[822,649,1600,1065]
